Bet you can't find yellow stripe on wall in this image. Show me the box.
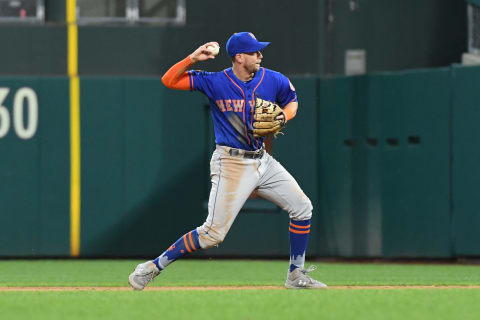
[66,0,76,25]
[67,0,81,257]
[70,76,80,256]
[68,24,78,77]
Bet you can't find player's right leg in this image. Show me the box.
[128,229,199,290]
[197,145,259,249]
[129,146,258,290]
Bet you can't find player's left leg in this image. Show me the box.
[255,153,327,289]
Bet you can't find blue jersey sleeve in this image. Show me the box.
[188,70,216,97]
[276,74,298,107]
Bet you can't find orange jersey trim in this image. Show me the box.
[289,222,311,229]
[161,56,194,90]
[251,68,265,149]
[223,70,251,146]
[289,228,310,234]
[251,68,265,105]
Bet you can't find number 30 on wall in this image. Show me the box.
[0,87,38,140]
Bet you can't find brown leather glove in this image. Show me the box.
[253,98,286,138]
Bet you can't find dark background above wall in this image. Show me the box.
[0,0,467,76]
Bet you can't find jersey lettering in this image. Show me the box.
[216,100,226,112]
[215,99,245,113]
[232,99,244,112]
[224,99,233,112]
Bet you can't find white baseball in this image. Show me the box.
[206,44,220,56]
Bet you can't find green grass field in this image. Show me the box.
[1,259,480,320]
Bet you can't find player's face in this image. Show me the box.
[241,51,263,73]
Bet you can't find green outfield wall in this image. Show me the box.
[451,66,480,256]
[0,78,70,256]
[317,70,452,258]
[1,65,480,258]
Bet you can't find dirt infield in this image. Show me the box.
[1,285,480,291]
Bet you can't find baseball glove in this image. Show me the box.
[253,98,287,138]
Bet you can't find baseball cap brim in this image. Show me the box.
[243,41,270,53]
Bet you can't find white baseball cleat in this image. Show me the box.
[128,261,161,290]
[285,265,328,289]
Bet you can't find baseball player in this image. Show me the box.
[128,32,327,290]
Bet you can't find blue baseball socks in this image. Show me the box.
[153,229,200,271]
[152,221,310,272]
[289,219,311,272]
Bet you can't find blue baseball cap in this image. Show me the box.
[226,32,270,57]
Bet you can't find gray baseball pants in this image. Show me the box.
[197,145,313,249]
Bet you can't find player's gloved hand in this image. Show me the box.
[253,98,287,138]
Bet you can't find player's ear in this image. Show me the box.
[233,53,242,64]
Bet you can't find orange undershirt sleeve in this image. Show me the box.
[161,56,195,90]
[283,108,296,122]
